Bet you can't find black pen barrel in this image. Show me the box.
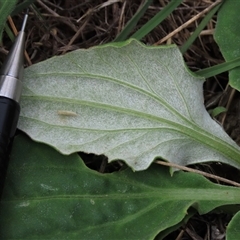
[0,97,20,195]
[0,10,28,197]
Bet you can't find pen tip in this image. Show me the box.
[21,9,29,32]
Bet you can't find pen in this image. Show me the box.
[0,11,28,196]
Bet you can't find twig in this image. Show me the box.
[117,0,127,35]
[185,227,204,240]
[221,87,235,126]
[62,16,90,55]
[154,0,222,45]
[7,16,18,35]
[36,0,59,17]
[156,160,240,187]
[76,0,122,22]
[7,16,32,66]
[176,229,185,240]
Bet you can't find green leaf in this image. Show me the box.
[180,1,222,54]
[18,39,240,171]
[208,106,227,118]
[227,211,240,240]
[197,57,240,78]
[1,134,240,239]
[131,0,183,40]
[114,0,153,42]
[155,207,197,239]
[11,0,36,16]
[0,0,18,42]
[214,0,240,91]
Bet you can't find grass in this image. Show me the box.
[2,0,240,239]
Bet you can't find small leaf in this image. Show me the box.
[214,0,240,91]
[1,134,240,239]
[19,39,240,171]
[208,106,227,118]
[227,211,240,240]
[114,0,153,42]
[0,0,18,42]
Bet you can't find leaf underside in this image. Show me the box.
[18,39,240,171]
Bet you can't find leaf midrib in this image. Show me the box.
[25,71,195,123]
[21,93,240,164]
[23,69,240,164]
[3,188,240,202]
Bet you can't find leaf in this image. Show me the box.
[114,0,153,42]
[130,0,182,40]
[11,0,36,16]
[1,134,240,239]
[208,106,227,118]
[226,210,240,240]
[155,207,197,239]
[0,0,18,42]
[214,0,240,91]
[18,39,240,171]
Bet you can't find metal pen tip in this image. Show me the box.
[0,9,29,102]
[21,9,29,32]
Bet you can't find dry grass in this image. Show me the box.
[2,0,240,239]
